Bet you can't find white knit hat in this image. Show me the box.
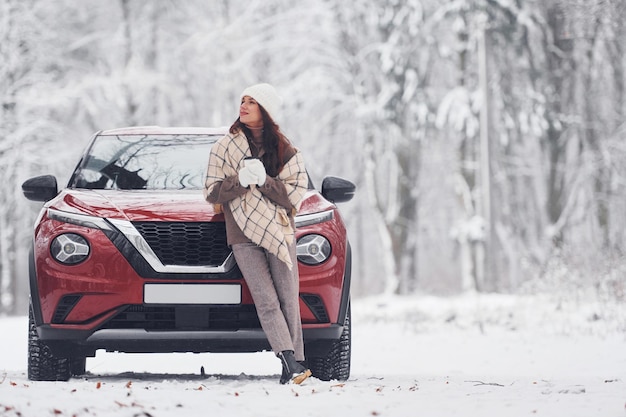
[241,83,282,122]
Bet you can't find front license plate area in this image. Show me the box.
[144,284,241,305]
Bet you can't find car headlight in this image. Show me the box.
[296,234,331,265]
[48,208,112,231]
[50,233,90,265]
[295,210,333,228]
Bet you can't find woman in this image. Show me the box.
[204,83,311,384]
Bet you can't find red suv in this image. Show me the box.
[22,127,355,382]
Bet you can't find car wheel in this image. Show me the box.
[308,301,351,381]
[27,304,71,381]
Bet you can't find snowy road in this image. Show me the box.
[0,294,624,416]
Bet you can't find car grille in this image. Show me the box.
[102,305,261,330]
[132,222,230,266]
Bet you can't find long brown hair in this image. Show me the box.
[229,106,291,177]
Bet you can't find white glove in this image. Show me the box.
[245,158,267,186]
[238,166,258,188]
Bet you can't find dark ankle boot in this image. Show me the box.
[279,360,290,385]
[277,350,311,385]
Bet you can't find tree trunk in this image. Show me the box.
[543,3,577,246]
[0,0,32,314]
[119,0,137,124]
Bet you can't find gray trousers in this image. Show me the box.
[232,241,305,361]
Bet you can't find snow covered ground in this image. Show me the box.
[0,293,624,417]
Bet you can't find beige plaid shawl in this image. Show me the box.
[205,131,308,269]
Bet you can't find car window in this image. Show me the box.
[69,134,219,190]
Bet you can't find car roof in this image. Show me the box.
[98,126,229,136]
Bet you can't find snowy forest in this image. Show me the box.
[1,0,625,315]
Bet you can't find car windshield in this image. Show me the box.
[69,134,220,190]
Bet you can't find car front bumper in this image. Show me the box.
[37,324,344,357]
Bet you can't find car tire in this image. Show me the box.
[308,301,351,381]
[28,304,71,381]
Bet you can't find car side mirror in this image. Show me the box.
[321,176,355,204]
[22,175,58,202]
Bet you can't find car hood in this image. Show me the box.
[47,189,334,222]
